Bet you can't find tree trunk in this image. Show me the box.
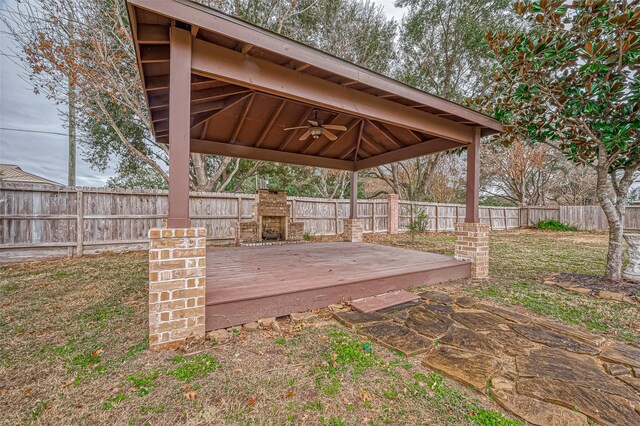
[596,162,626,281]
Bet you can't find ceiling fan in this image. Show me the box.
[284,110,347,141]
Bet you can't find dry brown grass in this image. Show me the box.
[0,251,515,426]
[3,228,634,425]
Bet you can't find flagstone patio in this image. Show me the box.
[334,292,640,426]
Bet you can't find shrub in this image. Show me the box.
[408,207,429,244]
[536,219,577,232]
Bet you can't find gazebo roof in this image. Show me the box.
[127,0,502,171]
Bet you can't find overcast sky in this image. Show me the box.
[0,0,405,187]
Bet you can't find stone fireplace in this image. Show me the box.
[236,189,304,244]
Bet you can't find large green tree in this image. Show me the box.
[484,0,640,281]
[369,0,513,200]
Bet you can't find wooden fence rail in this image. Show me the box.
[3,183,640,262]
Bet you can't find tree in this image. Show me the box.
[369,0,513,199]
[483,0,640,280]
[481,140,555,206]
[2,0,396,191]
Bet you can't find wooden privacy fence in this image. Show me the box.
[3,183,640,262]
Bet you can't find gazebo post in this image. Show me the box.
[147,26,207,350]
[343,170,363,242]
[455,127,489,278]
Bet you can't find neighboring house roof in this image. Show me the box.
[0,164,64,186]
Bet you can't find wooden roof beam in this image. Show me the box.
[128,0,501,132]
[229,94,255,144]
[367,120,404,148]
[190,139,355,171]
[355,138,462,171]
[360,135,386,154]
[318,119,361,157]
[255,99,286,148]
[190,93,252,129]
[190,39,474,144]
[278,107,313,151]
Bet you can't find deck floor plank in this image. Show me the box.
[204,242,469,329]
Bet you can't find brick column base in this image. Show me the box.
[343,219,364,242]
[148,228,207,350]
[387,194,399,234]
[454,223,489,279]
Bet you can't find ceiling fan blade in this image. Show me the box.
[284,126,309,131]
[299,129,312,141]
[322,125,347,131]
[308,120,319,127]
[321,129,338,141]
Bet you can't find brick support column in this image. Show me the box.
[387,194,399,234]
[343,218,364,242]
[454,223,489,279]
[148,228,207,350]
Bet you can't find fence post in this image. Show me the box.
[334,200,340,235]
[434,205,439,232]
[503,207,507,229]
[488,208,493,230]
[76,189,84,256]
[372,200,377,233]
[291,198,296,222]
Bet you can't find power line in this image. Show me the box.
[0,127,68,137]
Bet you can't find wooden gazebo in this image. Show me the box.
[126,0,502,350]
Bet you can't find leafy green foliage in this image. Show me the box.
[408,206,429,244]
[315,330,379,396]
[169,354,219,382]
[481,0,640,279]
[536,219,577,231]
[127,371,159,396]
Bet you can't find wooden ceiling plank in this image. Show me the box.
[140,45,170,63]
[145,75,170,91]
[137,24,170,44]
[355,139,463,171]
[360,135,386,154]
[255,99,286,148]
[190,39,474,144]
[318,119,361,157]
[367,120,404,148]
[190,92,252,129]
[191,85,251,103]
[190,138,355,171]
[229,94,255,144]
[278,107,313,151]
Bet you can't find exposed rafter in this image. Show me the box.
[229,94,255,144]
[190,93,253,131]
[278,107,313,151]
[318,119,361,157]
[366,120,404,148]
[255,100,286,148]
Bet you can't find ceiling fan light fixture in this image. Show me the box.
[310,127,322,137]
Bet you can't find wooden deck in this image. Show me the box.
[205,242,470,330]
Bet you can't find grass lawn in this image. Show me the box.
[1,229,637,425]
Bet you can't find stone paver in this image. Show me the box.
[511,323,599,354]
[344,291,640,425]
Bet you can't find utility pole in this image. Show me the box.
[68,82,76,187]
[67,12,76,187]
